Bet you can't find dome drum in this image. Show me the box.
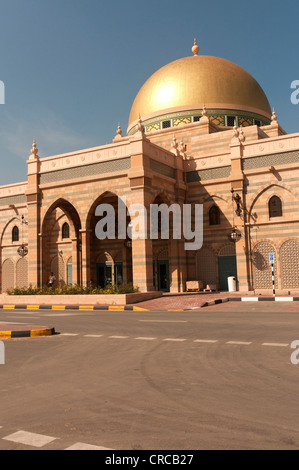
[128,108,271,136]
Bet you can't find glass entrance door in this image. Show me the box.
[97,263,113,288]
[114,262,123,285]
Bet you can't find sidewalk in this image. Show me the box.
[128,291,299,310]
[127,291,248,310]
[0,291,297,313]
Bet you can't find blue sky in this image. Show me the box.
[0,0,298,184]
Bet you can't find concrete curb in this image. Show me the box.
[200,296,299,308]
[0,327,56,339]
[0,304,150,312]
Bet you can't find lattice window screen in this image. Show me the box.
[16,258,28,289]
[281,240,299,289]
[2,259,14,292]
[252,242,277,289]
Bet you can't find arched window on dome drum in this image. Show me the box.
[269,196,282,218]
[62,222,70,239]
[209,205,221,226]
[12,225,19,242]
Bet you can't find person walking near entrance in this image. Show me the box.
[48,272,56,288]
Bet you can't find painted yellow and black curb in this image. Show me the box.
[0,304,151,312]
[0,304,190,312]
[0,327,55,339]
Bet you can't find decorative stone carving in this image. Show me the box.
[271,107,278,125]
[29,138,39,160]
[113,123,124,143]
[200,105,209,123]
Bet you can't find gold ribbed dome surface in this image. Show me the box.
[128,55,271,129]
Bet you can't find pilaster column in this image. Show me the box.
[132,237,154,292]
[80,229,91,286]
[71,238,79,285]
[26,139,41,287]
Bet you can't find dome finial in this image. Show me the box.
[192,38,200,56]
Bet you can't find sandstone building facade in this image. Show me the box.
[1,40,298,294]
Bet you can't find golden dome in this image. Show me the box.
[128,54,271,132]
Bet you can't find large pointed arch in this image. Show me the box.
[41,198,82,286]
[85,192,132,287]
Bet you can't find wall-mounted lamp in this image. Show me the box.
[231,189,243,217]
[230,227,242,242]
[17,215,28,256]
[17,244,28,257]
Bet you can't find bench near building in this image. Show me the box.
[1,40,298,294]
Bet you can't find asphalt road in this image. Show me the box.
[0,302,299,450]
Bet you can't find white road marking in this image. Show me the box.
[262,342,289,347]
[163,338,186,342]
[84,335,104,338]
[109,336,129,339]
[226,341,252,345]
[241,297,259,302]
[65,442,113,450]
[60,333,79,337]
[135,337,157,341]
[194,339,218,343]
[0,322,28,325]
[3,431,57,448]
[275,297,293,302]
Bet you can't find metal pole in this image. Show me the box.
[271,262,275,297]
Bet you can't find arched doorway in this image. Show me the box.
[41,199,81,286]
[86,193,132,288]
